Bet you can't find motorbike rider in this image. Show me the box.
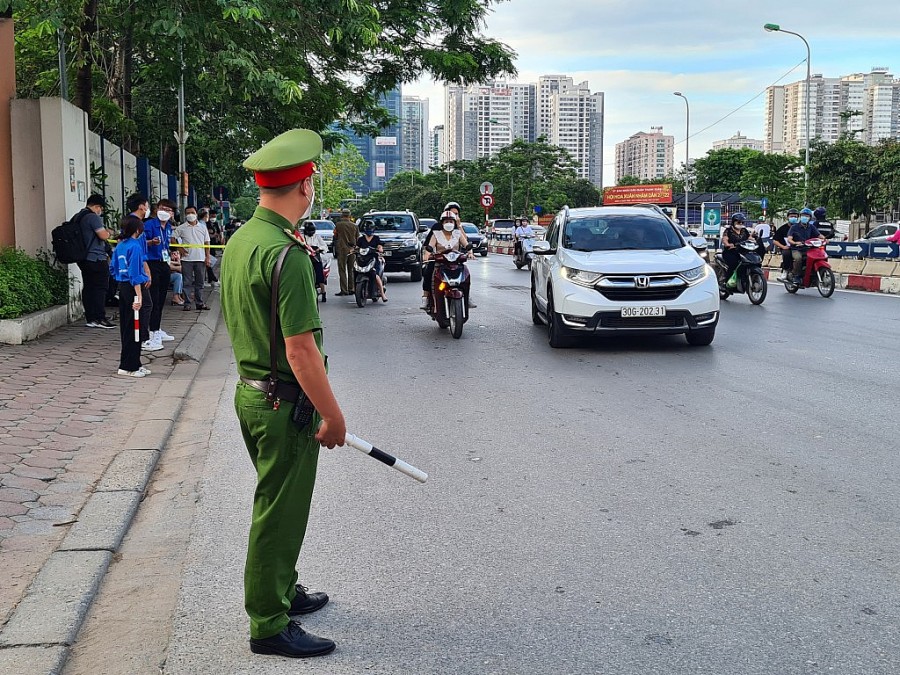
[787,207,824,284]
[302,221,328,302]
[421,202,467,309]
[720,212,753,283]
[514,218,534,259]
[773,208,798,282]
[357,223,388,302]
[421,210,470,311]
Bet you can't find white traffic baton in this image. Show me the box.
[344,432,428,483]
[133,307,140,342]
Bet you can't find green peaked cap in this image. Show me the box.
[243,129,323,172]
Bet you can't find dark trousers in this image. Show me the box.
[147,260,170,332]
[780,250,792,271]
[117,282,142,372]
[722,249,741,279]
[139,283,153,342]
[77,259,109,323]
[182,261,205,306]
[206,257,219,283]
[422,261,435,292]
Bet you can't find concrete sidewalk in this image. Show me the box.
[0,292,221,674]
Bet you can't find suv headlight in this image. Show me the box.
[680,264,709,285]
[561,266,602,287]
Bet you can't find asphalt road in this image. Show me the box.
[126,256,900,674]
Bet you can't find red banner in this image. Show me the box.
[603,184,673,205]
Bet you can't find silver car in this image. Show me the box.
[857,223,898,243]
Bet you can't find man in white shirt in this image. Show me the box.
[754,218,772,255]
[174,206,212,310]
[514,218,534,258]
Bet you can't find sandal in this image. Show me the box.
[196,304,211,311]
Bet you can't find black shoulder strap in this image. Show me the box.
[269,243,296,385]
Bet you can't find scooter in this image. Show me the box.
[353,247,384,308]
[714,239,767,305]
[425,245,471,339]
[784,238,835,298]
[514,235,535,270]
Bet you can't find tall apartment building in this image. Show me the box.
[614,127,675,183]
[549,82,605,186]
[430,125,445,171]
[345,88,403,194]
[712,131,764,152]
[537,75,574,140]
[400,96,429,174]
[765,67,900,154]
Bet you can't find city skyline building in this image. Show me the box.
[345,88,403,194]
[614,127,675,183]
[549,82,604,187]
[430,124,445,172]
[765,67,900,155]
[400,95,429,174]
[712,131,765,152]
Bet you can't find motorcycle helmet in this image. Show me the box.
[364,225,375,235]
[786,207,800,216]
[800,207,813,216]
[443,201,461,214]
[440,210,457,232]
[730,212,747,227]
[813,206,827,221]
[303,222,316,236]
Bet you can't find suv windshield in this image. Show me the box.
[562,214,683,252]
[361,214,415,232]
[462,224,479,234]
[491,219,516,229]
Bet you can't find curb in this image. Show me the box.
[0,299,221,675]
[762,267,900,295]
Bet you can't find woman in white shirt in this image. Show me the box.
[421,210,469,308]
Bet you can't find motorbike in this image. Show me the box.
[310,247,330,303]
[424,245,472,339]
[353,247,384,308]
[714,239,767,305]
[514,235,535,270]
[785,238,835,298]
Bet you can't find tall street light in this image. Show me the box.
[765,22,811,203]
[488,118,514,216]
[434,149,451,188]
[673,92,690,230]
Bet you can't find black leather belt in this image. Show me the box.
[239,377,302,402]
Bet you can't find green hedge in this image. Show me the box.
[0,247,69,320]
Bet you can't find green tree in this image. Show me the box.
[739,152,803,218]
[7,0,515,203]
[319,145,367,210]
[692,147,758,193]
[231,195,258,220]
[871,140,900,216]
[808,138,876,225]
[617,175,642,186]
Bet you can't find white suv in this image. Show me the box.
[531,206,719,348]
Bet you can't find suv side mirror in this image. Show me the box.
[689,237,708,252]
[533,240,552,255]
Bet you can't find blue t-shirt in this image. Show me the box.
[787,222,821,245]
[143,218,172,261]
[111,237,150,284]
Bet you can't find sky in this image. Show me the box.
[403,0,900,186]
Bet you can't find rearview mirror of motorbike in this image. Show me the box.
[532,240,552,255]
[425,245,434,253]
[465,244,474,251]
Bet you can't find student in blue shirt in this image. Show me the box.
[112,215,151,378]
[143,198,176,349]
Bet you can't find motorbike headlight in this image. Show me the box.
[681,264,708,285]
[561,266,602,287]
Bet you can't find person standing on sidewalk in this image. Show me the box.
[332,208,357,296]
[111,215,151,378]
[174,206,212,311]
[220,128,346,659]
[76,194,115,329]
[126,193,159,351]
[142,198,177,349]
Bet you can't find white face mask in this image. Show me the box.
[186,214,198,223]
[443,222,455,232]
[157,211,171,222]
[300,183,315,220]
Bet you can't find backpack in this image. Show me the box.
[51,210,90,264]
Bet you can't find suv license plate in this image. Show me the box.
[621,306,666,318]
[382,250,392,257]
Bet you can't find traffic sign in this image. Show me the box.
[480,194,495,209]
[760,197,769,210]
[480,182,494,195]
[869,243,899,259]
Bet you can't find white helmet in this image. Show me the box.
[440,210,458,223]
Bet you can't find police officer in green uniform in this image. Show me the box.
[220,129,347,659]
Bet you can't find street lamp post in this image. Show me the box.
[434,149,451,188]
[673,92,690,230]
[765,22,811,203]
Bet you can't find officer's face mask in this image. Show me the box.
[300,180,315,220]
[800,216,810,224]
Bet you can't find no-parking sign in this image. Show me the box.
[480,194,495,209]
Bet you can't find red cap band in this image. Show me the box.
[254,162,316,188]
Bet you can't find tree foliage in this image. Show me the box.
[352,140,601,222]
[691,147,759,193]
[6,0,515,204]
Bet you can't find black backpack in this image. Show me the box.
[51,210,90,264]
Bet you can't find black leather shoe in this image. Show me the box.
[289,584,329,615]
[249,620,335,658]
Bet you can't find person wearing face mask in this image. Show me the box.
[786,207,824,284]
[421,210,469,310]
[357,222,387,302]
[773,208,798,281]
[142,198,177,350]
[720,212,752,286]
[207,211,223,286]
[126,192,156,349]
[174,206,212,311]
[220,129,345,660]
